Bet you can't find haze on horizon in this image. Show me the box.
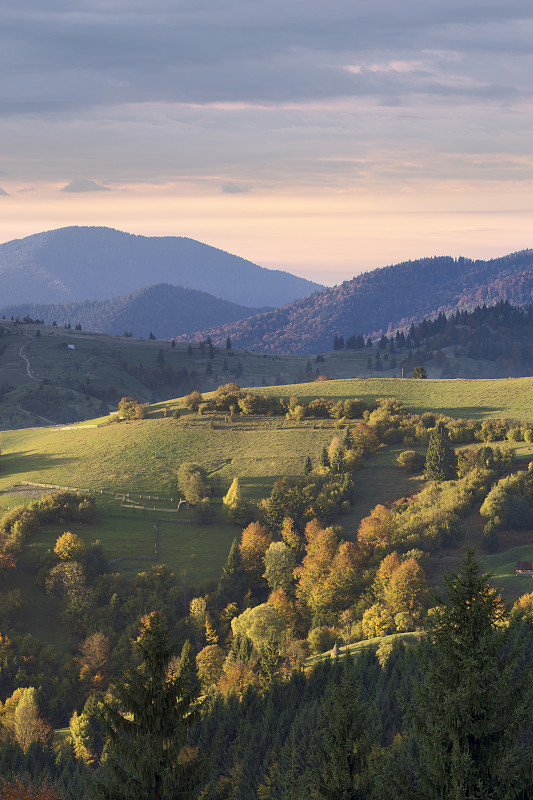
[1,0,533,286]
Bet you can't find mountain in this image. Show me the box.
[0,283,264,340]
[0,226,323,308]
[183,251,533,353]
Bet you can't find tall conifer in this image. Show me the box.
[408,548,533,800]
[95,613,200,800]
[424,420,458,481]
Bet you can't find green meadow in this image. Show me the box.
[0,375,531,607]
[259,376,533,421]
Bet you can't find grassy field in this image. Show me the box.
[0,375,530,605]
[306,630,425,667]
[259,376,533,421]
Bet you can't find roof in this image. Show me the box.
[516,561,533,570]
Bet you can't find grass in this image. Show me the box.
[305,630,425,667]
[259,376,533,421]
[0,375,531,584]
[479,545,533,603]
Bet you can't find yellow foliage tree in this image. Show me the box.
[54,531,86,561]
[361,603,394,639]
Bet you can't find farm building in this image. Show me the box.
[516,561,533,577]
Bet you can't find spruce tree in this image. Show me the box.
[314,657,374,800]
[408,548,533,800]
[94,613,201,800]
[424,421,458,481]
[319,447,330,470]
[303,455,313,475]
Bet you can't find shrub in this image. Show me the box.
[396,450,425,473]
[307,626,336,655]
[117,396,148,420]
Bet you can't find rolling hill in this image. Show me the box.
[0,283,264,340]
[184,250,533,353]
[0,226,323,308]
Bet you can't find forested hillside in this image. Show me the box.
[186,250,533,353]
[0,378,532,798]
[331,301,533,378]
[0,283,263,340]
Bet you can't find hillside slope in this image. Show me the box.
[0,226,323,308]
[185,251,533,353]
[0,283,263,339]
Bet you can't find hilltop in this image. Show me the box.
[0,283,264,340]
[0,226,323,308]
[184,250,533,353]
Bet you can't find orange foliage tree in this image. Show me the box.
[356,504,397,558]
[239,522,272,585]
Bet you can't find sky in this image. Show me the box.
[1,0,533,285]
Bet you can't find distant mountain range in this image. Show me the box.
[0,283,265,340]
[0,226,323,308]
[183,251,533,353]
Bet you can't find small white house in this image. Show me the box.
[67,344,76,350]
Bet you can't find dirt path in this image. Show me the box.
[16,403,58,426]
[19,339,40,382]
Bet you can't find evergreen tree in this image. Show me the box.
[220,537,243,586]
[408,549,533,800]
[411,366,428,379]
[303,455,313,475]
[314,657,375,800]
[424,421,458,481]
[319,447,330,469]
[95,613,201,800]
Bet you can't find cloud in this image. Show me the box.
[60,178,111,193]
[221,182,250,194]
[0,186,8,196]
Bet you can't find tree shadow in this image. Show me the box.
[0,450,76,478]
[421,405,502,418]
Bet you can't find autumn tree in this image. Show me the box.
[54,531,86,561]
[78,631,110,689]
[222,478,250,525]
[231,603,286,650]
[356,504,397,558]
[196,645,225,692]
[117,397,148,420]
[350,422,380,456]
[183,391,203,412]
[239,522,272,586]
[383,557,429,621]
[263,541,296,593]
[0,687,52,752]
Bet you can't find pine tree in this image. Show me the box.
[408,549,533,800]
[319,447,330,469]
[95,613,201,800]
[303,455,312,475]
[314,658,374,800]
[424,421,458,481]
[220,537,243,585]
